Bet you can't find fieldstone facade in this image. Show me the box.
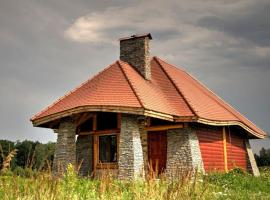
[51,113,260,179]
[166,128,204,178]
[52,117,76,176]
[76,135,93,176]
[120,36,151,80]
[245,140,260,176]
[188,129,204,173]
[118,114,144,180]
[139,118,148,176]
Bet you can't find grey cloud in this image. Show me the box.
[197,2,270,46]
[0,0,269,151]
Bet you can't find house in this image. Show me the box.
[31,33,267,179]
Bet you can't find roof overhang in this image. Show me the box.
[31,106,175,127]
[32,105,267,139]
[195,117,267,139]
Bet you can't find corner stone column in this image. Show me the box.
[52,117,76,176]
[188,129,204,173]
[166,128,204,179]
[118,114,144,180]
[245,140,260,176]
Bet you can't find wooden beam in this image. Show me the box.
[117,113,121,129]
[145,124,183,131]
[146,117,151,127]
[223,127,228,172]
[93,135,98,175]
[76,113,93,127]
[48,119,60,129]
[93,113,97,131]
[78,129,120,136]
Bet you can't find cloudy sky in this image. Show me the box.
[0,0,269,153]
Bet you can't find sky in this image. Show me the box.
[0,0,269,153]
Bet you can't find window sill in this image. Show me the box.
[96,163,118,169]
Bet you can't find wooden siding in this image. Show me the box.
[196,127,225,172]
[226,129,247,170]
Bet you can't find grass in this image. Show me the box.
[0,165,270,200]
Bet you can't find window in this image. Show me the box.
[98,135,117,163]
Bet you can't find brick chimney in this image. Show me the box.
[120,33,152,80]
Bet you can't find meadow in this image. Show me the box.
[0,165,270,200]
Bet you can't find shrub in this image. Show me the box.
[13,166,38,178]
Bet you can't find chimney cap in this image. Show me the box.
[119,33,152,41]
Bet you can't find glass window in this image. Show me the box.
[99,135,117,163]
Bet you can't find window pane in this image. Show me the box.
[99,135,117,163]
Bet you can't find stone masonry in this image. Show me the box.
[138,117,148,176]
[245,140,260,176]
[52,117,76,176]
[120,35,151,80]
[118,114,144,180]
[76,135,93,176]
[166,128,204,178]
[188,129,205,173]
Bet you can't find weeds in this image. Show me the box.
[0,148,270,199]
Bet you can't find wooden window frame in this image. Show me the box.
[94,132,120,169]
[93,113,121,171]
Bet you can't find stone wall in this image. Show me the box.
[166,128,204,178]
[245,140,260,176]
[120,36,151,80]
[76,135,93,176]
[52,117,76,176]
[118,114,144,180]
[188,129,204,173]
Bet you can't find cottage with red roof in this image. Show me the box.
[31,33,266,178]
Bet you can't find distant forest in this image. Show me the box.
[255,148,270,167]
[0,140,55,171]
[0,139,269,171]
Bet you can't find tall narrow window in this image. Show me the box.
[98,135,117,163]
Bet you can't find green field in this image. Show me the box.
[0,166,270,200]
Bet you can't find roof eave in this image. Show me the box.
[196,117,267,139]
[31,106,177,127]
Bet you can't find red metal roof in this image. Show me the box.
[31,57,267,138]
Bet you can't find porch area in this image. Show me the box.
[51,112,204,179]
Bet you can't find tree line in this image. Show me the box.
[0,139,269,171]
[0,140,55,171]
[255,147,270,167]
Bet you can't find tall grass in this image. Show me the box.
[1,147,270,200]
[1,166,270,200]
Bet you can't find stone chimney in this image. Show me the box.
[120,33,152,80]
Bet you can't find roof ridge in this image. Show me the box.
[155,57,266,136]
[154,56,197,117]
[31,62,116,121]
[117,60,145,109]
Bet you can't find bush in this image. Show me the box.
[13,166,38,178]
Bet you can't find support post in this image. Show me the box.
[52,117,76,176]
[223,127,228,172]
[245,140,260,176]
[118,114,144,180]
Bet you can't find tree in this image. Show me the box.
[0,139,55,170]
[255,147,270,167]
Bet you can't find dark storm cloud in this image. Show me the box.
[0,0,269,151]
[197,1,270,46]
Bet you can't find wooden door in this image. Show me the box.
[148,131,167,175]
